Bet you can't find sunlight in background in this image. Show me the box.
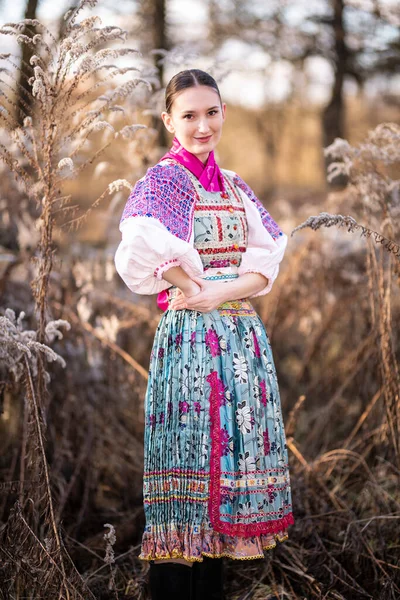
[0,0,332,108]
[0,0,398,109]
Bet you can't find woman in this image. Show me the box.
[114,69,294,600]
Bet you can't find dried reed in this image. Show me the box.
[0,1,152,597]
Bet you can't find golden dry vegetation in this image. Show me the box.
[0,3,400,599]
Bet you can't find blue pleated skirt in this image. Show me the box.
[139,284,294,562]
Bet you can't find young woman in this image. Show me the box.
[114,69,294,600]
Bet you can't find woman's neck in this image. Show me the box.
[196,151,210,165]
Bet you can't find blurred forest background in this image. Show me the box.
[0,0,399,599]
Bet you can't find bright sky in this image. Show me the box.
[0,0,398,108]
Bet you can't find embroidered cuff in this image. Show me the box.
[154,258,181,281]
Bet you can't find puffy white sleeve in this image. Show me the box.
[114,216,204,295]
[237,188,288,298]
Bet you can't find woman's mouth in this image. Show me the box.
[195,135,212,143]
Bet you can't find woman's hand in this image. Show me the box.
[170,275,227,313]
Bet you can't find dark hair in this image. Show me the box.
[165,69,222,114]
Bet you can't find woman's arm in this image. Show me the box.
[114,217,204,296]
[162,265,201,296]
[168,272,268,312]
[216,272,269,302]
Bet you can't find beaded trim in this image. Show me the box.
[154,258,181,280]
[203,273,238,281]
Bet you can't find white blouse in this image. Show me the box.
[114,171,288,299]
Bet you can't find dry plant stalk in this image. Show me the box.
[0,1,151,597]
[292,212,400,260]
[0,3,148,338]
[292,122,400,468]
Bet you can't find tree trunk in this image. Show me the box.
[322,0,348,186]
[16,0,39,126]
[153,0,168,148]
[140,0,168,149]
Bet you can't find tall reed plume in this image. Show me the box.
[0,1,151,597]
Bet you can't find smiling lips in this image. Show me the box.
[195,135,212,143]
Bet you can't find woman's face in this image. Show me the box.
[161,85,226,164]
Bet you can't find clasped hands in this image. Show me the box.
[169,274,227,313]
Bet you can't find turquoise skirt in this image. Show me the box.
[139,280,294,562]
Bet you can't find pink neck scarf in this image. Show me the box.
[160,136,227,194]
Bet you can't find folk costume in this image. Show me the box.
[114,137,294,563]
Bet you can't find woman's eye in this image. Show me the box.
[183,111,217,119]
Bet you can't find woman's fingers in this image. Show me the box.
[170,289,216,312]
[170,302,187,310]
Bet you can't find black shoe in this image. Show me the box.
[191,556,224,600]
[149,561,193,600]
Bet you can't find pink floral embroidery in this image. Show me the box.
[205,328,221,357]
[252,329,261,358]
[179,401,189,414]
[260,380,267,407]
[220,428,230,456]
[267,483,275,503]
[264,428,271,455]
[194,401,201,415]
[209,259,231,268]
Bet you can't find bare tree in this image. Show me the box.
[321,0,347,148]
[16,0,39,126]
[207,0,400,183]
[137,0,168,147]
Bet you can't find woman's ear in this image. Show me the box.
[221,102,227,121]
[161,111,175,134]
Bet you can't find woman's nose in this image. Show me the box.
[197,119,210,133]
